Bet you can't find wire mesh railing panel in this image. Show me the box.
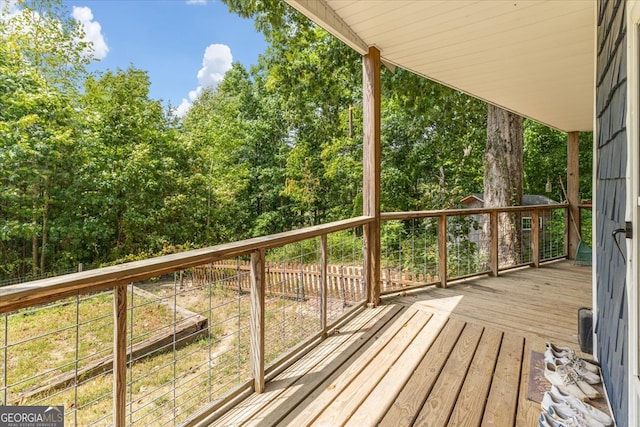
[1,293,120,426]
[540,208,568,261]
[381,218,440,292]
[447,213,491,279]
[264,239,323,366]
[125,263,251,426]
[495,210,531,269]
[326,228,365,324]
[0,260,252,427]
[0,210,572,425]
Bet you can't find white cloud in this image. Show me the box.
[174,99,192,118]
[197,44,233,87]
[174,88,204,118]
[72,6,109,60]
[173,44,233,118]
[186,0,207,4]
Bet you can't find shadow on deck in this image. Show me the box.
[200,261,592,427]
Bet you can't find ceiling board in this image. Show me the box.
[286,0,595,131]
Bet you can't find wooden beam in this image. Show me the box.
[567,131,580,259]
[438,214,448,288]
[113,285,127,427]
[363,46,381,307]
[250,249,265,393]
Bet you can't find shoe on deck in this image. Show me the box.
[542,391,609,427]
[544,361,590,401]
[546,342,599,374]
[539,411,581,427]
[549,385,613,426]
[545,349,601,385]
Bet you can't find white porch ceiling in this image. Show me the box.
[285,0,595,132]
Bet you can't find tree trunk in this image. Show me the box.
[40,188,49,273]
[483,105,523,267]
[32,195,39,276]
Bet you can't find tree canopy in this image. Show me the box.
[0,0,592,281]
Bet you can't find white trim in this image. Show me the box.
[626,3,640,427]
[592,0,599,360]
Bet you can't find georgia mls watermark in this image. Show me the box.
[0,406,64,427]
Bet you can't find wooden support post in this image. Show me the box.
[320,235,328,334]
[438,214,447,288]
[363,46,381,307]
[489,210,499,276]
[250,249,265,393]
[567,131,580,259]
[531,208,540,268]
[113,285,127,427]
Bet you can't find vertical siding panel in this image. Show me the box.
[596,0,628,425]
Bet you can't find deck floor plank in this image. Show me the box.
[199,261,592,427]
[273,307,421,426]
[311,311,433,426]
[210,305,399,426]
[447,327,503,427]
[378,318,466,427]
[481,333,525,426]
[346,313,450,427]
[413,323,485,427]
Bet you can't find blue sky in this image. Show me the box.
[62,0,267,115]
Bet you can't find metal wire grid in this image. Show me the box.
[0,262,252,427]
[539,208,568,261]
[495,210,530,269]
[381,215,493,291]
[263,239,323,366]
[381,218,439,291]
[1,292,124,426]
[124,264,251,427]
[380,210,570,285]
[0,225,369,426]
[325,228,365,324]
[447,213,490,278]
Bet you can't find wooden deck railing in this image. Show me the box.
[381,204,569,291]
[0,216,373,426]
[0,205,569,426]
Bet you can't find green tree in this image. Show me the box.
[180,63,253,243]
[81,67,190,259]
[381,70,487,211]
[0,0,88,278]
[223,0,362,225]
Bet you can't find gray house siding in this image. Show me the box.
[596,0,628,425]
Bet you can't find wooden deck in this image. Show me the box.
[203,261,592,427]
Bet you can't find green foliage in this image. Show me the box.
[80,67,194,259]
[1,0,90,89]
[0,0,593,280]
[381,70,487,211]
[0,5,86,277]
[524,120,593,202]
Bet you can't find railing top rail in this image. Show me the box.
[380,204,568,220]
[0,215,374,314]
